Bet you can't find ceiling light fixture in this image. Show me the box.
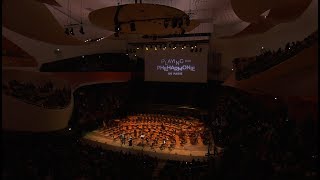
[65,28,70,35]
[171,17,177,28]
[130,22,136,32]
[185,16,190,26]
[181,29,186,35]
[70,28,74,35]
[178,18,183,28]
[164,19,169,28]
[79,26,85,34]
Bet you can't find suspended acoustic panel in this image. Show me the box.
[227,0,313,38]
[231,0,312,23]
[89,3,200,35]
[221,17,276,39]
[35,0,61,7]
[268,0,312,23]
[2,0,84,45]
[231,0,271,23]
[2,36,38,67]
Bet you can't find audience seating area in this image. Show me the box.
[3,134,158,179]
[159,159,209,179]
[210,87,318,179]
[2,82,318,179]
[2,80,71,109]
[40,53,144,72]
[234,31,318,80]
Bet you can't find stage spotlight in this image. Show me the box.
[164,19,169,28]
[171,17,177,28]
[152,36,157,41]
[181,29,185,35]
[64,28,70,35]
[185,16,190,26]
[115,24,121,32]
[130,22,136,32]
[70,28,74,35]
[178,18,183,28]
[79,26,85,34]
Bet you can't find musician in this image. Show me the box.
[161,123,165,130]
[128,136,133,146]
[120,133,125,145]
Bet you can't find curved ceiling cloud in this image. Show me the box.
[2,36,38,67]
[89,3,200,35]
[227,0,313,38]
[2,0,84,45]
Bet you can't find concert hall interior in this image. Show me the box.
[2,0,318,179]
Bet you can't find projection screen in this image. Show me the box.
[144,47,208,83]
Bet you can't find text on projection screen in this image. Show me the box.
[144,48,207,83]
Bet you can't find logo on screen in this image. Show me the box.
[157,59,195,76]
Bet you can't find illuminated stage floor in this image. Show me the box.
[83,115,213,161]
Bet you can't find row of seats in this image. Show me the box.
[234,31,318,80]
[2,80,71,109]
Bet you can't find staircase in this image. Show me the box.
[152,160,167,179]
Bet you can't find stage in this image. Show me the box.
[83,114,213,161]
